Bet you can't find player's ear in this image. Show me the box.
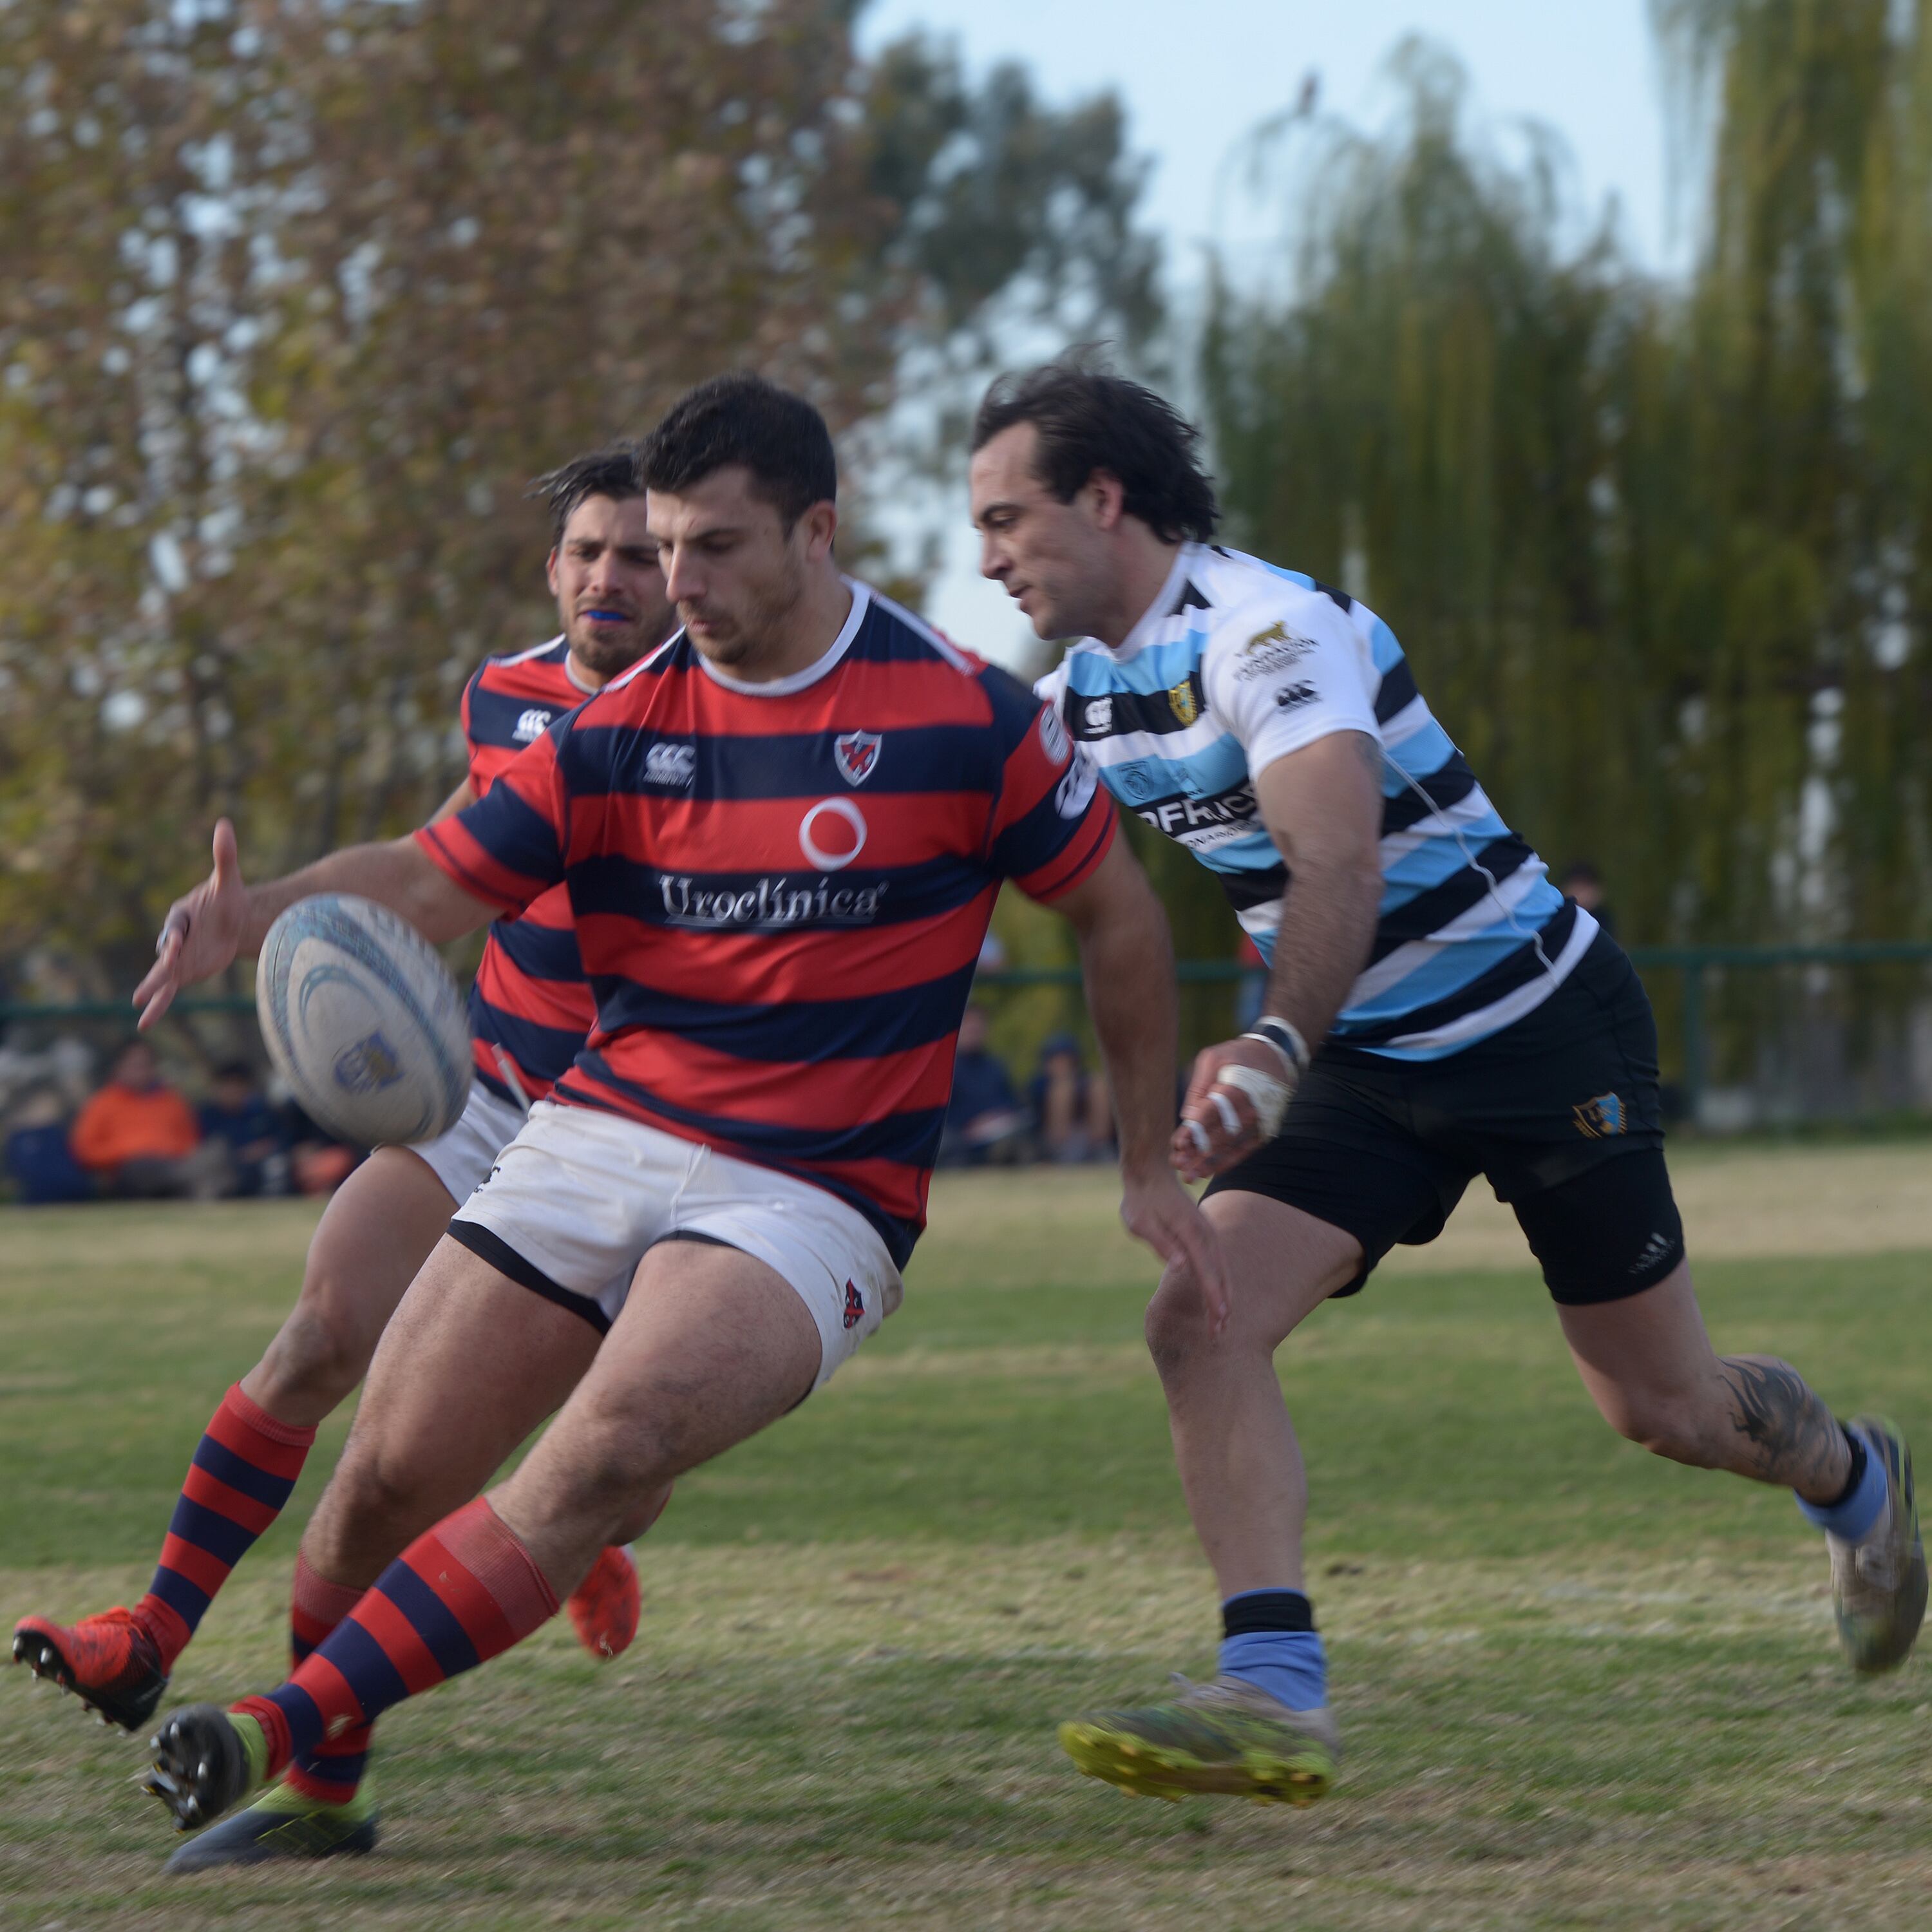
[545,547,562,597]
[799,500,838,562]
[1084,469,1128,532]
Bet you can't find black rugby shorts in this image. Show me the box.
[1205,930,1685,1305]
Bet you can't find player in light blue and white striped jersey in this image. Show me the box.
[1038,543,1593,1058]
[969,360,1924,1812]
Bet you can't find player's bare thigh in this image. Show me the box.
[491,1238,823,1593]
[1145,1189,1364,1370]
[302,1235,602,1586]
[239,1145,457,1426]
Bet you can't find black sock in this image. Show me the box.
[1221,1589,1315,1640]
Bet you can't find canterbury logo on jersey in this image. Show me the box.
[1065,672,1207,741]
[513,707,554,743]
[642,741,696,788]
[1133,778,1258,849]
[656,873,891,927]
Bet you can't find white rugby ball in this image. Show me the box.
[255,894,472,1146]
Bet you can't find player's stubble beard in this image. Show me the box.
[679,541,810,678]
[568,605,674,679]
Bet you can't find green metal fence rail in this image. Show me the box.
[12,940,1932,1123]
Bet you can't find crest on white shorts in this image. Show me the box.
[834,730,882,787]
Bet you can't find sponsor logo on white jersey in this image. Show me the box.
[833,730,882,787]
[1134,778,1258,848]
[513,706,554,743]
[1081,695,1113,735]
[1234,620,1316,681]
[643,741,696,788]
[1274,680,1317,710]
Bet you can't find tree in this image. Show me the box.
[0,0,1160,998]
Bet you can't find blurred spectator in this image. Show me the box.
[4,1086,93,1205]
[199,1061,289,1198]
[1558,861,1616,940]
[69,1039,230,1200]
[940,1006,1029,1167]
[281,1099,361,1197]
[1029,1031,1115,1164]
[976,930,1009,973]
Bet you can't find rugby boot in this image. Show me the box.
[1831,1416,1927,1674]
[143,1705,265,1833]
[12,1607,167,1732]
[566,1543,641,1660]
[1059,1673,1340,1806]
[165,1780,378,1872]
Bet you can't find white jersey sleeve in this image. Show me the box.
[1200,589,1380,777]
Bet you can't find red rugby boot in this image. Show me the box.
[12,1607,169,1731]
[565,1545,640,1660]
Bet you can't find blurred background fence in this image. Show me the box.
[15,938,1932,1137]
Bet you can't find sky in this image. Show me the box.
[855,0,1681,661]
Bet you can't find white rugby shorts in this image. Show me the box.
[408,1081,527,1206]
[446,1100,902,1390]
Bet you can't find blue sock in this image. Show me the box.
[1796,1429,1887,1542]
[1217,1589,1327,1711]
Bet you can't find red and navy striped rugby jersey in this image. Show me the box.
[459,637,603,1104]
[418,583,1116,1264]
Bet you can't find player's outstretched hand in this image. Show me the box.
[133,819,247,1028]
[1171,1036,1296,1183]
[1119,1166,1231,1336]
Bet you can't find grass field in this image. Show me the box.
[2,1151,1929,1928]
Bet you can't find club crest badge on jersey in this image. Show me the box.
[1169,677,1200,728]
[834,730,882,787]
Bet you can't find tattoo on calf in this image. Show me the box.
[1719,1356,1848,1492]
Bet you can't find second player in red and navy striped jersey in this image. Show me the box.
[457,639,606,1104]
[419,582,1114,1263]
[442,456,677,1103]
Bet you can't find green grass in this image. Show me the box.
[1,1173,1929,1927]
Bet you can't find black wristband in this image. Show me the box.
[1245,1016,1310,1075]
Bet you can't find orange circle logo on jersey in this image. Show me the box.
[799,798,867,872]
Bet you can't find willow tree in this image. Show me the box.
[1201,13,1932,956]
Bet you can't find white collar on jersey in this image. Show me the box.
[693,578,870,697]
[1104,544,1198,659]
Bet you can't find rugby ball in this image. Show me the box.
[255,894,472,1146]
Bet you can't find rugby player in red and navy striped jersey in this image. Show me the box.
[124,375,1225,1861]
[12,448,675,1866]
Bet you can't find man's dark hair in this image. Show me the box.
[639,374,837,528]
[527,443,645,545]
[971,356,1219,544]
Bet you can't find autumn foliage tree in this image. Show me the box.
[0,0,1157,993]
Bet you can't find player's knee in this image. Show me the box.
[1144,1274,1215,1378]
[1596,1384,1711,1464]
[254,1300,370,1411]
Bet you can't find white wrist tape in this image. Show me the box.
[1212,1060,1295,1141]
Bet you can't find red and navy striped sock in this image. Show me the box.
[135,1384,316,1671]
[234,1497,559,1779]
[283,1551,374,1806]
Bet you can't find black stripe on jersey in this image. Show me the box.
[1372,656,1418,723]
[1367,833,1535,960]
[1170,578,1211,616]
[1131,776,1258,841]
[1065,670,1208,742]
[1314,580,1353,612]
[1379,756,1478,835]
[486,914,583,982]
[1217,862,1289,914]
[1335,900,1578,1046]
[468,683,574,753]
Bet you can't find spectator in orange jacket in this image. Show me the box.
[70,1040,229,1200]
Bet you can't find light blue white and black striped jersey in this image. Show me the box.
[1036,543,1597,1059]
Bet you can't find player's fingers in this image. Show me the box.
[1172,1203,1230,1334]
[210,817,240,889]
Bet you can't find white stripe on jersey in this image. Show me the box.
[1380,907,1599,1055]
